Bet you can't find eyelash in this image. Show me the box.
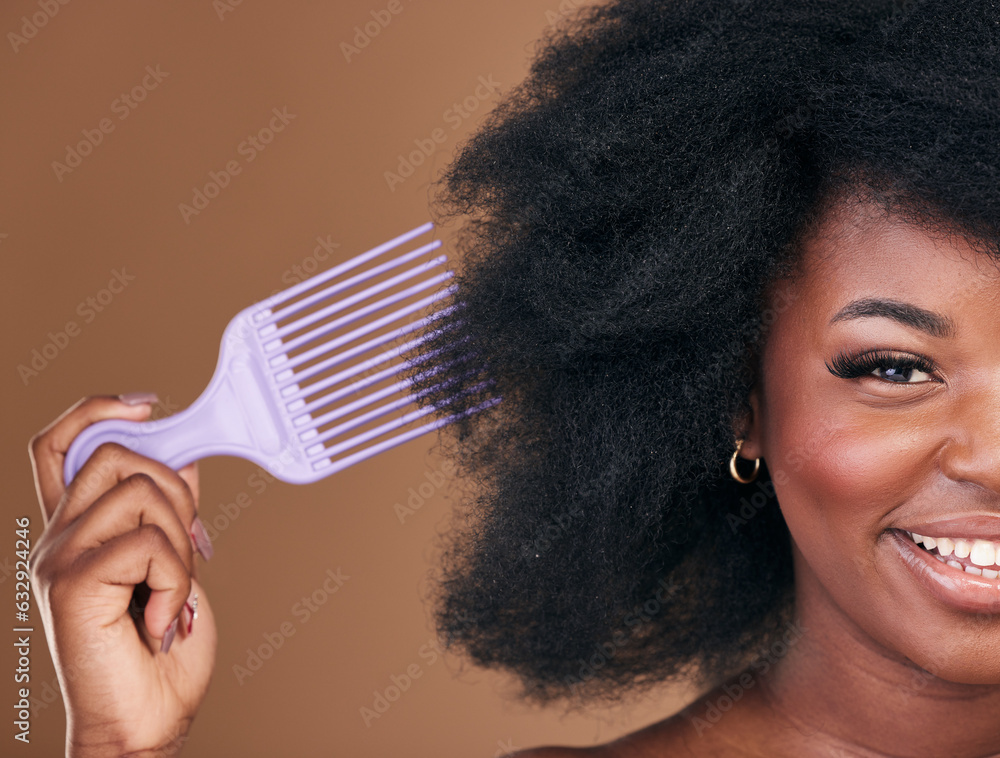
[826,348,939,384]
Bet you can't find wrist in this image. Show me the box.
[68,722,191,758]
[68,739,189,758]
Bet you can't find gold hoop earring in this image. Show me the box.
[730,438,760,484]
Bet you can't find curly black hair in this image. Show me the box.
[404,0,1000,707]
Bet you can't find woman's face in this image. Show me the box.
[743,200,1000,683]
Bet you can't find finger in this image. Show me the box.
[52,444,197,544]
[30,395,158,523]
[58,473,196,577]
[177,462,200,506]
[176,462,212,561]
[75,523,191,643]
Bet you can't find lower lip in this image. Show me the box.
[889,529,1000,614]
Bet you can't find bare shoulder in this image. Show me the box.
[502,673,776,758]
[501,713,699,758]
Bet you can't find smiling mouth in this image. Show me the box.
[900,529,1000,578]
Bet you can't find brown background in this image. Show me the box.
[0,2,697,755]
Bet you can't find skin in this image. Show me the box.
[514,197,1000,757]
[32,197,1000,756]
[29,397,216,756]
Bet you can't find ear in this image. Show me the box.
[734,382,764,462]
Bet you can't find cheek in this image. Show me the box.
[763,386,933,559]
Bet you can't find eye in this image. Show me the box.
[826,349,939,385]
[870,362,934,383]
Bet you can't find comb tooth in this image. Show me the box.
[282,328,464,426]
[253,221,435,319]
[276,311,460,396]
[279,314,462,400]
[281,332,427,401]
[294,355,471,432]
[260,247,445,341]
[297,378,411,435]
[304,378,494,457]
[290,342,470,421]
[293,363,407,425]
[309,396,502,474]
[279,332,408,397]
[306,403,437,459]
[272,287,456,376]
[275,313,431,391]
[264,269,452,357]
[303,391,425,452]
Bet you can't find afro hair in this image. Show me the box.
[404,0,1000,706]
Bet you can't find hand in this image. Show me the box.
[29,396,217,757]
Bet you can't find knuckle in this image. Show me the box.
[90,442,129,468]
[135,522,170,551]
[122,471,159,498]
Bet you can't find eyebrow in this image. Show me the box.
[829,297,956,339]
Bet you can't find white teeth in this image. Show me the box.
[936,537,955,557]
[970,540,997,567]
[906,531,1000,572]
[965,565,983,576]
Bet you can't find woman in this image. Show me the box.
[28,0,1000,754]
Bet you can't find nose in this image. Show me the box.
[937,383,1000,497]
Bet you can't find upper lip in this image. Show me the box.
[897,514,1000,542]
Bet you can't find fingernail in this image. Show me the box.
[119,392,159,406]
[160,617,178,654]
[190,516,213,561]
[182,590,199,635]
